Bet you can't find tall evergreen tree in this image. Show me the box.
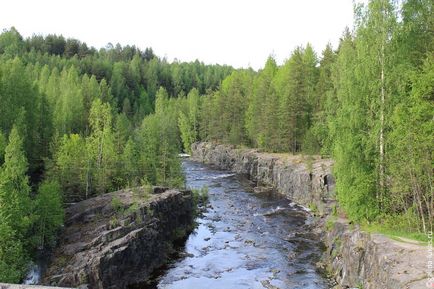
[246,57,277,148]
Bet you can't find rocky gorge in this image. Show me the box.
[6,142,427,289]
[41,187,195,289]
[191,142,429,289]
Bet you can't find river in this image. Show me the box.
[24,159,329,288]
[152,160,329,289]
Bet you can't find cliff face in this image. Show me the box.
[191,142,335,213]
[324,220,428,289]
[42,187,194,289]
[191,142,428,289]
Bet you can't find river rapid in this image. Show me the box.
[153,160,329,289]
[24,159,329,288]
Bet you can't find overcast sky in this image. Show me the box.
[0,0,358,70]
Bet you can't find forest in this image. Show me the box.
[0,0,432,283]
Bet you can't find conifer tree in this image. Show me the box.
[246,57,277,148]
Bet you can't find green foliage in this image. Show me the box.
[0,130,6,165]
[0,2,431,279]
[0,27,24,56]
[193,0,432,233]
[0,221,27,283]
[137,92,185,187]
[0,126,31,282]
[33,180,64,248]
[0,27,233,282]
[192,186,209,206]
[178,88,200,152]
[111,196,124,213]
[50,134,88,200]
[87,99,117,194]
[362,210,429,242]
[0,126,32,236]
[0,58,45,173]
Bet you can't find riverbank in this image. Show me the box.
[41,186,194,289]
[153,159,329,288]
[191,142,429,289]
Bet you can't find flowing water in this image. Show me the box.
[153,160,329,289]
[25,159,329,288]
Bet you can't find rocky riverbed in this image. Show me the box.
[151,160,330,289]
[191,142,430,289]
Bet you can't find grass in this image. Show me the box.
[361,222,428,243]
[192,186,209,205]
[325,216,337,231]
[324,208,428,243]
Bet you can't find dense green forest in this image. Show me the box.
[0,0,432,283]
[181,0,433,235]
[0,26,233,281]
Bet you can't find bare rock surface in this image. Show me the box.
[191,142,431,289]
[325,219,429,289]
[191,142,335,213]
[42,187,194,289]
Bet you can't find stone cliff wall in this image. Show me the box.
[324,220,427,289]
[191,142,335,213]
[191,142,428,289]
[42,187,194,289]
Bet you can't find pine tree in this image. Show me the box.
[54,66,86,135]
[0,58,40,172]
[246,57,277,148]
[306,43,336,154]
[276,47,311,153]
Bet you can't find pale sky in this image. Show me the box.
[0,0,358,70]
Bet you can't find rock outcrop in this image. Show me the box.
[324,220,428,289]
[42,187,194,289]
[191,142,335,213]
[191,142,429,289]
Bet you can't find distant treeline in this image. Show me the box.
[0,0,432,283]
[175,0,433,237]
[0,28,232,282]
